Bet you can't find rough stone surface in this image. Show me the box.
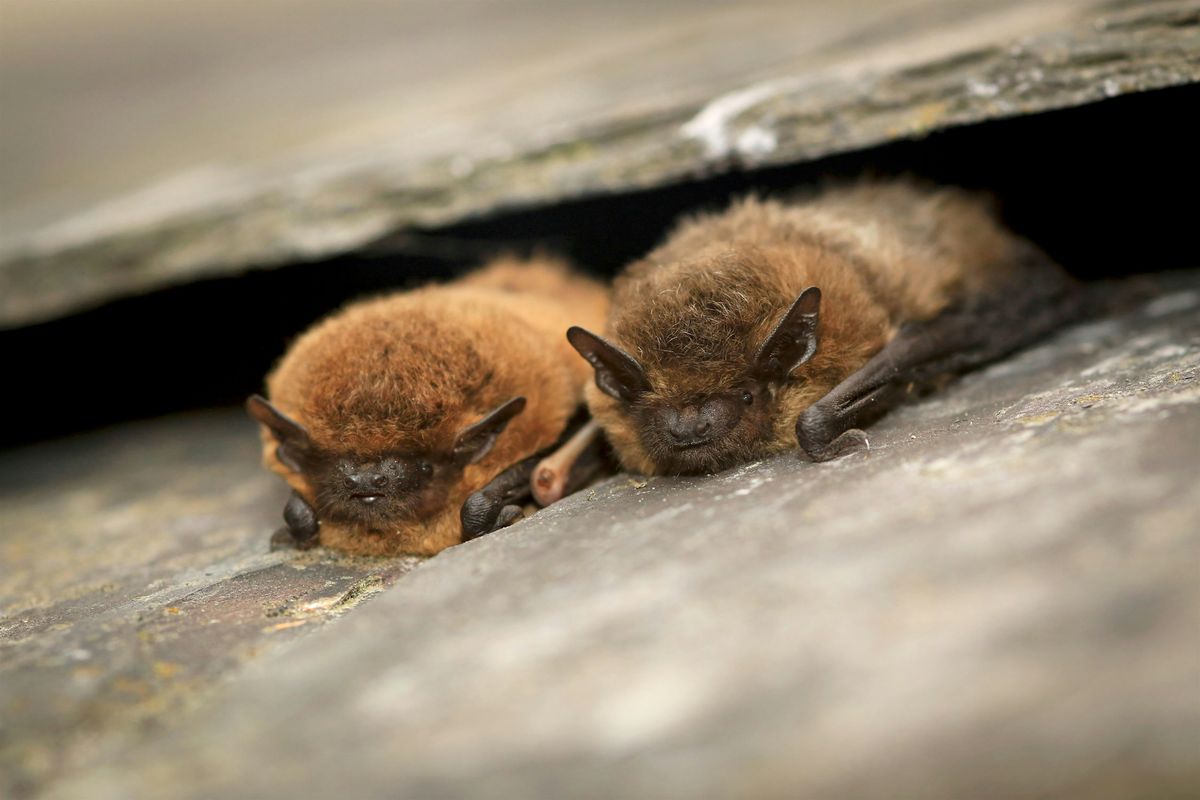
[0,414,420,798]
[3,0,1197,326]
[2,273,1197,799]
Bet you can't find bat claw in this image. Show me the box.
[496,505,524,529]
[797,426,870,462]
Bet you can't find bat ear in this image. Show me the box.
[753,287,821,382]
[567,326,651,403]
[453,396,527,465]
[246,394,312,472]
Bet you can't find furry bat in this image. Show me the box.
[568,179,1078,475]
[247,257,608,555]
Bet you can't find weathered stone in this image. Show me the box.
[0,414,420,798]
[3,273,1197,798]
[2,0,1197,326]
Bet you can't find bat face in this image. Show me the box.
[247,394,525,532]
[310,452,442,527]
[623,382,773,474]
[568,287,821,475]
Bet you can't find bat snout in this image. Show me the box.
[645,395,751,475]
[665,414,713,446]
[344,472,389,502]
[661,399,737,448]
[340,460,401,501]
[319,456,439,524]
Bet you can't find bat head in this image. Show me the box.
[568,286,821,474]
[247,394,525,528]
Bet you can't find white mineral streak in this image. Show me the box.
[681,78,804,159]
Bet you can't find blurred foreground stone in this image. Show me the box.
[2,272,1197,799]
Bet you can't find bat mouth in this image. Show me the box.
[651,440,741,475]
[668,437,713,449]
[322,490,408,522]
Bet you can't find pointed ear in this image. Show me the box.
[246,394,312,472]
[567,327,651,403]
[454,396,527,465]
[753,287,821,382]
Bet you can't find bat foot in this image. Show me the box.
[461,455,540,542]
[460,492,525,542]
[460,491,497,541]
[270,526,320,551]
[272,490,320,551]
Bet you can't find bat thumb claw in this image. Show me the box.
[798,428,870,462]
[496,505,525,529]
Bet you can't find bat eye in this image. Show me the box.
[741,391,754,406]
[417,461,434,477]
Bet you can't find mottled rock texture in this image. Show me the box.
[0,415,419,797]
[3,273,1197,799]
[2,0,1197,326]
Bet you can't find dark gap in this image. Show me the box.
[3,83,1195,449]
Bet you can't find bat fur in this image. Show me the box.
[571,178,1076,475]
[250,256,608,555]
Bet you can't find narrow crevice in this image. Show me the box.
[2,83,1195,448]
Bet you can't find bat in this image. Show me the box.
[247,256,609,555]
[567,178,1079,475]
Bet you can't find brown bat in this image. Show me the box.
[247,256,608,556]
[568,179,1079,475]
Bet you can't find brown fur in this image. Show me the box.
[257,256,607,555]
[589,178,1045,474]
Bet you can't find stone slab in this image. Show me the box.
[2,272,1197,798]
[0,413,420,797]
[3,0,1197,326]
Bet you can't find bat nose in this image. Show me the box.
[666,407,713,445]
[344,470,389,496]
